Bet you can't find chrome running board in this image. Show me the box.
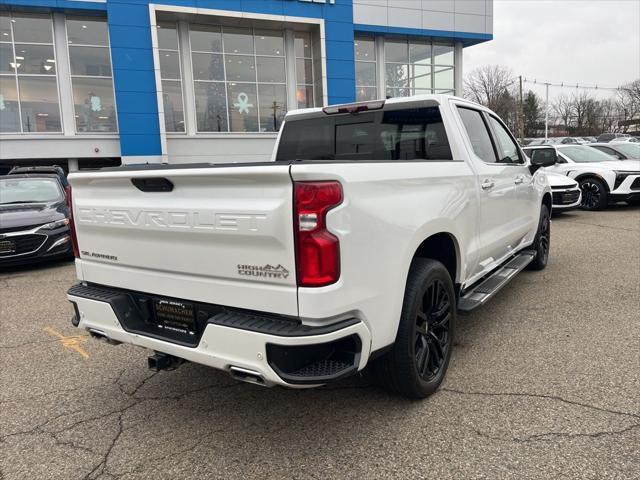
[458,250,536,312]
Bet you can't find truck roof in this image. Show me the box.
[284,93,469,121]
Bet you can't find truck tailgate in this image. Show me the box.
[69,165,298,316]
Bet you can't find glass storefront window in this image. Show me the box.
[434,65,454,90]
[12,14,53,44]
[162,79,185,134]
[223,27,254,55]
[0,14,12,41]
[227,82,258,132]
[14,44,56,75]
[0,12,61,133]
[255,30,284,56]
[434,44,454,65]
[0,75,21,132]
[66,16,117,133]
[71,76,116,133]
[157,22,184,133]
[69,46,111,76]
[190,24,291,133]
[259,83,286,132]
[189,24,222,53]
[355,36,376,102]
[0,43,15,75]
[384,38,408,63]
[368,37,455,100]
[18,76,61,132]
[294,32,313,109]
[194,81,228,132]
[191,53,225,81]
[67,18,109,46]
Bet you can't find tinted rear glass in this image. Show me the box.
[276,107,453,161]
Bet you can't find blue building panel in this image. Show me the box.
[119,133,162,156]
[1,0,492,162]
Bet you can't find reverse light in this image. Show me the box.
[294,181,343,287]
[65,186,80,258]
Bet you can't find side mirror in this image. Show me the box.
[529,148,557,172]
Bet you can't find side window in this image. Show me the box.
[488,115,522,164]
[593,146,622,159]
[457,107,497,163]
[377,108,453,161]
[556,153,568,164]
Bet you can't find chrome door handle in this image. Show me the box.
[514,175,525,185]
[481,179,495,190]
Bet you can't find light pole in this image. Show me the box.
[545,82,549,140]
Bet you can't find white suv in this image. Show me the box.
[524,144,640,210]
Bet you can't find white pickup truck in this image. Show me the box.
[67,95,553,398]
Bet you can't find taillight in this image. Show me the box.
[294,181,342,287]
[65,186,80,258]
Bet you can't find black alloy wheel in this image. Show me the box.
[527,204,550,271]
[414,279,452,382]
[538,210,550,265]
[373,258,456,399]
[580,178,607,210]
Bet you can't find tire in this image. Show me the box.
[373,259,456,399]
[579,178,608,211]
[527,204,550,271]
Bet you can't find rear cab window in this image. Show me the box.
[456,107,497,163]
[276,107,453,162]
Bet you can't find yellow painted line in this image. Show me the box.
[44,327,90,359]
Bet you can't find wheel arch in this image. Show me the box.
[542,192,552,212]
[411,232,460,287]
[574,173,611,192]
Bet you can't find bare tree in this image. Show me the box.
[616,79,640,132]
[464,65,517,129]
[553,94,573,131]
[597,98,617,133]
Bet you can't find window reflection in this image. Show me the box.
[0,75,21,132]
[189,24,294,132]
[0,13,61,133]
[18,76,61,132]
[157,22,184,133]
[194,81,228,132]
[355,36,377,102]
[72,77,116,133]
[362,36,456,100]
[66,16,117,133]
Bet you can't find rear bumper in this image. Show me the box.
[67,283,371,388]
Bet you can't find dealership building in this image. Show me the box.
[0,0,493,170]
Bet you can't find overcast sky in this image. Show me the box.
[464,0,640,100]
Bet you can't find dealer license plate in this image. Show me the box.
[153,299,196,334]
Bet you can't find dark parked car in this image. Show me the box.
[8,165,70,190]
[0,174,73,267]
[596,133,631,143]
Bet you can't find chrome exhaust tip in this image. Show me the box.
[88,328,121,345]
[229,366,266,386]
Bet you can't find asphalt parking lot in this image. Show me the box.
[1,206,639,480]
